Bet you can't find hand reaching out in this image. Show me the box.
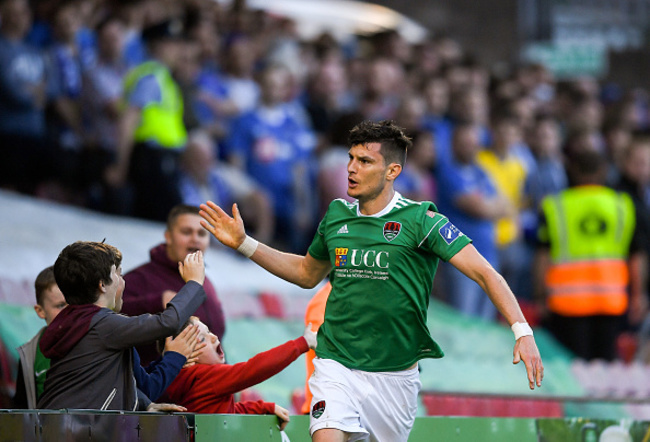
[303,323,317,349]
[183,340,207,368]
[199,202,247,250]
[178,251,205,285]
[274,404,290,431]
[164,324,200,363]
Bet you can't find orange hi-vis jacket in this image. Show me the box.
[540,185,636,317]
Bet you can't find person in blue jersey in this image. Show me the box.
[200,120,543,442]
[224,63,317,252]
[436,123,512,320]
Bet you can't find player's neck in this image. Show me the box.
[358,187,395,216]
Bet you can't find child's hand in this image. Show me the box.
[274,404,290,431]
[164,324,200,362]
[303,323,317,349]
[183,340,207,368]
[147,402,187,412]
[178,251,205,285]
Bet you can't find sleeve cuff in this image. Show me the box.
[294,337,309,353]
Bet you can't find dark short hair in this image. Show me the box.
[35,266,57,306]
[53,241,122,305]
[348,120,411,166]
[567,150,605,179]
[166,204,201,231]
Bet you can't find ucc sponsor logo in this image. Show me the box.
[335,247,389,269]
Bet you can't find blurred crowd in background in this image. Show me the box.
[3,0,650,360]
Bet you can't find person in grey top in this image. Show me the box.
[37,241,206,411]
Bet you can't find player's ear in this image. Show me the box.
[386,162,402,181]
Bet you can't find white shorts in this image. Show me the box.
[308,358,421,442]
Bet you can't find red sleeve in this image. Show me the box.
[234,400,276,415]
[208,337,309,397]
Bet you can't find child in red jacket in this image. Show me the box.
[160,316,317,429]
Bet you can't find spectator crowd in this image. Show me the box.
[2,0,650,363]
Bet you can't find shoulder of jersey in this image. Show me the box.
[394,195,423,209]
[332,198,358,211]
[395,196,445,220]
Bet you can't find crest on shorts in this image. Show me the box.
[383,221,401,241]
[312,400,326,419]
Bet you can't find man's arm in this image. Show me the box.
[449,244,544,389]
[103,281,205,349]
[200,201,331,288]
[104,106,141,187]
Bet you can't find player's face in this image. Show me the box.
[194,319,225,365]
[35,285,67,326]
[347,142,390,201]
[165,214,210,263]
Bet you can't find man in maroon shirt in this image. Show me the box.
[122,205,226,365]
[161,317,317,429]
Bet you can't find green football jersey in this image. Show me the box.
[308,193,472,372]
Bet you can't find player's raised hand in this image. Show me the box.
[178,251,205,285]
[199,202,247,250]
[513,335,544,390]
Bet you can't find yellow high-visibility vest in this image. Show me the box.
[540,185,635,316]
[123,61,186,149]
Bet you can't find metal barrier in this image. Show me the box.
[2,411,649,441]
[0,410,193,442]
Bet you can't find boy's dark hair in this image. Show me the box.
[53,241,123,305]
[35,266,57,306]
[167,204,201,231]
[348,120,411,167]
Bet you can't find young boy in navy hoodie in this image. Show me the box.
[37,241,206,411]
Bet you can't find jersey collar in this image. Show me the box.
[356,191,401,218]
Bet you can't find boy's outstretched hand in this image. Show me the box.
[179,251,205,285]
[274,404,290,431]
[303,323,317,350]
[164,324,205,367]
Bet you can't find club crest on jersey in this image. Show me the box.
[334,248,349,267]
[312,400,326,419]
[383,221,401,241]
[439,221,463,245]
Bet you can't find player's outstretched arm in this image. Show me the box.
[449,244,544,390]
[200,201,331,288]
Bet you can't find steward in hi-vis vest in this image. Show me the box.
[537,150,643,361]
[104,19,187,221]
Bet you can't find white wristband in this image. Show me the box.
[511,322,533,340]
[236,235,258,258]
